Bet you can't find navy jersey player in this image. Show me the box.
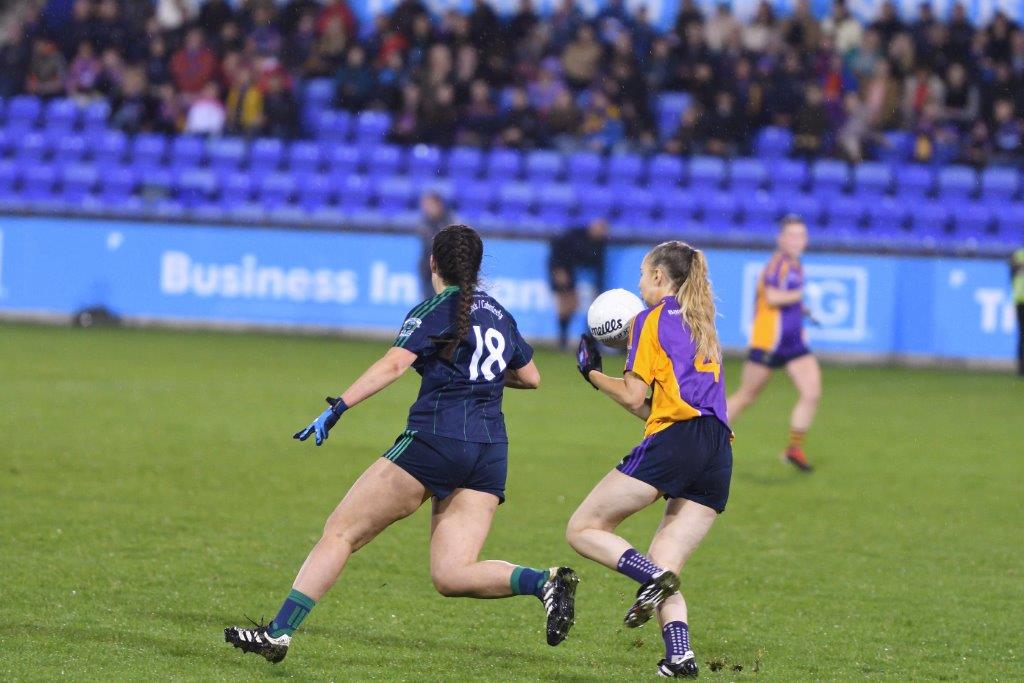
[226,225,578,664]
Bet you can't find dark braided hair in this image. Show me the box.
[431,224,483,362]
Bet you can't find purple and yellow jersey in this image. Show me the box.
[748,252,805,354]
[624,296,729,438]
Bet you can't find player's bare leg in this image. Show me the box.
[430,488,578,645]
[648,499,718,677]
[566,471,680,629]
[565,470,661,567]
[429,488,509,597]
[294,458,430,599]
[783,354,821,471]
[726,361,772,422]
[225,459,428,662]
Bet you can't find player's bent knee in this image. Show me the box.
[430,569,468,597]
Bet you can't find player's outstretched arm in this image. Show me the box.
[765,286,803,307]
[337,346,418,408]
[505,359,541,390]
[294,347,417,446]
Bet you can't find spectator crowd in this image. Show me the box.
[0,0,1022,166]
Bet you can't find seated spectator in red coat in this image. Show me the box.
[170,27,217,98]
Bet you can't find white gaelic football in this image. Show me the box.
[587,289,646,348]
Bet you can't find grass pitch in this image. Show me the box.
[0,323,1021,681]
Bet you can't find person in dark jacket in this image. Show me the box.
[549,218,609,349]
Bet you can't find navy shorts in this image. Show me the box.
[383,429,508,503]
[616,417,733,513]
[748,345,811,369]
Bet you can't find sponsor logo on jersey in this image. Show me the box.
[397,317,422,339]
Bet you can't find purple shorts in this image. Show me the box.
[747,345,811,369]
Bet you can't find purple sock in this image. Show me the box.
[616,548,663,584]
[662,621,691,658]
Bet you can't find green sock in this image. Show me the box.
[510,566,551,599]
[267,588,317,638]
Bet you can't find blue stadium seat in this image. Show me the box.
[53,134,86,163]
[980,167,1020,201]
[0,159,19,193]
[658,189,698,221]
[616,188,656,223]
[336,174,372,210]
[15,131,50,164]
[407,144,444,181]
[416,177,454,203]
[353,111,390,145]
[137,167,173,197]
[207,137,247,174]
[365,144,404,178]
[864,196,910,231]
[536,183,575,226]
[910,203,951,237]
[447,146,483,181]
[894,164,934,198]
[325,143,361,175]
[729,158,767,192]
[877,131,914,163]
[576,186,614,222]
[696,191,739,222]
[169,136,205,170]
[81,99,110,132]
[453,181,494,214]
[288,140,324,174]
[303,79,335,109]
[754,127,793,159]
[60,162,99,202]
[536,183,576,212]
[297,173,335,211]
[990,202,1024,243]
[0,128,12,157]
[688,156,726,193]
[43,98,80,133]
[21,164,58,202]
[130,133,166,167]
[656,92,691,140]
[826,196,866,230]
[949,200,994,238]
[258,172,298,208]
[7,95,41,128]
[85,129,122,164]
[606,154,645,187]
[852,162,893,197]
[566,152,603,185]
[249,138,284,170]
[315,109,352,142]
[810,159,850,196]
[176,168,218,207]
[485,149,522,181]
[738,191,781,224]
[648,155,684,190]
[936,165,978,199]
[498,182,536,219]
[375,176,416,212]
[767,159,806,193]
[99,167,137,202]
[779,192,824,223]
[220,172,254,206]
[524,150,563,182]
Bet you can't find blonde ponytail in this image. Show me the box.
[675,249,721,362]
[647,241,722,363]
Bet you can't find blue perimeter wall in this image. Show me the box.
[0,216,1017,362]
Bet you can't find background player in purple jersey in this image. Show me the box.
[727,215,822,471]
[567,241,732,679]
[225,225,578,664]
